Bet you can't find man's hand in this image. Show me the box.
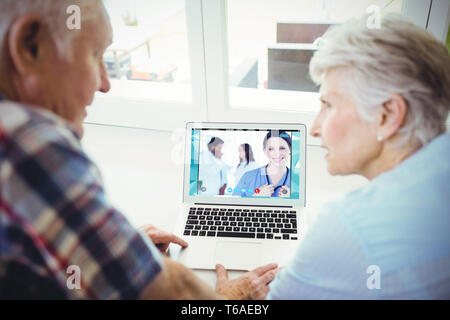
[139,224,188,253]
[215,263,278,300]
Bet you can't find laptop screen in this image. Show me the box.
[188,128,302,201]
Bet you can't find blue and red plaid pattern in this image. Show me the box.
[0,100,162,299]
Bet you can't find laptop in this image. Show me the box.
[169,122,307,271]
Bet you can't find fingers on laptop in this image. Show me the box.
[249,264,277,299]
[139,224,188,248]
[260,269,277,285]
[252,263,278,276]
[156,232,188,249]
[215,263,277,299]
[253,264,278,290]
[170,234,188,248]
[215,264,228,282]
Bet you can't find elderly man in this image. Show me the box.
[0,0,277,299]
[216,14,450,299]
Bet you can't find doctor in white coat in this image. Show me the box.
[198,137,231,196]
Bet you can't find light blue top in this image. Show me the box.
[268,134,450,299]
[233,165,291,197]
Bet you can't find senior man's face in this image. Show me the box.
[12,3,112,137]
[50,11,111,136]
[310,68,380,177]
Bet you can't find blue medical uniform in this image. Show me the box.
[233,165,291,197]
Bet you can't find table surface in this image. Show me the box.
[82,123,367,288]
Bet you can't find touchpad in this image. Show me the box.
[215,241,262,271]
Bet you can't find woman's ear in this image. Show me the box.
[8,14,50,76]
[377,94,408,141]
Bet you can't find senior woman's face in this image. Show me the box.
[265,137,290,167]
[310,68,380,176]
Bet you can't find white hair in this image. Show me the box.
[310,13,450,148]
[0,0,103,59]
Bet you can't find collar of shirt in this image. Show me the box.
[0,92,82,141]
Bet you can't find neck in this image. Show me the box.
[361,141,420,180]
[0,71,27,103]
[0,83,16,102]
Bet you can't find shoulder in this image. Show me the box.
[0,101,98,206]
[0,102,81,155]
[247,161,259,170]
[322,156,450,267]
[308,135,450,231]
[242,165,264,178]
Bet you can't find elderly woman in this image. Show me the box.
[216,14,450,299]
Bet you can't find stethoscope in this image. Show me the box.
[264,164,289,195]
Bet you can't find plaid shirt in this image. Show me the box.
[0,98,162,299]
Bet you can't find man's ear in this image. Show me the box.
[8,14,51,75]
[377,94,408,141]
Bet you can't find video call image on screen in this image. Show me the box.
[189,129,301,199]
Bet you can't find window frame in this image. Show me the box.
[86,0,208,132]
[86,0,448,144]
[426,0,450,43]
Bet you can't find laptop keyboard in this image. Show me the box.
[183,207,298,240]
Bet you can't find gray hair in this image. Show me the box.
[0,0,103,60]
[309,13,450,148]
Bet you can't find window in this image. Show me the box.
[86,0,208,131]
[201,0,411,142]
[102,0,191,101]
[226,0,403,111]
[446,21,450,52]
[86,0,447,143]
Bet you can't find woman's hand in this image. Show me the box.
[215,263,278,300]
[139,224,188,254]
[253,183,274,197]
[279,185,290,197]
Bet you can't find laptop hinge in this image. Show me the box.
[193,202,293,208]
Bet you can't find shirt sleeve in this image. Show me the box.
[4,118,162,299]
[267,204,378,300]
